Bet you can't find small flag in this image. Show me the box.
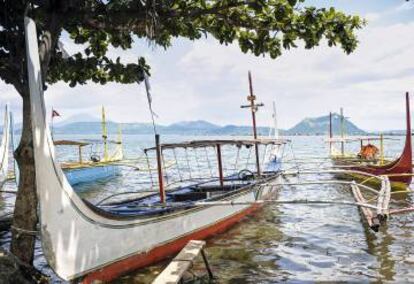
[52,109,61,118]
[143,73,158,118]
[144,73,152,105]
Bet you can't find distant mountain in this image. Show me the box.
[168,120,219,130]
[287,113,366,135]
[46,114,372,136]
[54,113,101,127]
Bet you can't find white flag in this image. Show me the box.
[144,73,152,105]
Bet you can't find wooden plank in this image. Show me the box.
[152,240,206,284]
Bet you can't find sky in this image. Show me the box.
[1,0,414,131]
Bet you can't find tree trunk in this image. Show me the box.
[10,89,38,265]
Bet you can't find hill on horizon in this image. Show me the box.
[288,113,366,135]
[46,112,371,136]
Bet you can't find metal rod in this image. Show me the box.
[217,144,224,187]
[155,134,166,203]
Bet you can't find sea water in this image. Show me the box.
[1,135,414,283]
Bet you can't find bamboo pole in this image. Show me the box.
[351,182,379,231]
[217,144,224,187]
[119,199,379,210]
[155,134,166,204]
[263,180,379,194]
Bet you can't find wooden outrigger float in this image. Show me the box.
[327,93,413,190]
[25,17,289,282]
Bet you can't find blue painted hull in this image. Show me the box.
[64,165,120,187]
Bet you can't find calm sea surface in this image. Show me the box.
[1,135,414,283]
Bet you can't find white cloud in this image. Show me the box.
[1,1,414,131]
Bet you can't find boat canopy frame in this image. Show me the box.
[143,138,290,152]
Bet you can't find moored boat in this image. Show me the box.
[24,16,288,282]
[327,93,412,189]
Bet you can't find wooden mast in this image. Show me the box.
[241,71,264,176]
[101,106,109,161]
[155,134,166,203]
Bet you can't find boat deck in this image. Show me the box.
[100,171,279,217]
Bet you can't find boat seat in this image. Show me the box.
[170,191,207,202]
[193,184,244,192]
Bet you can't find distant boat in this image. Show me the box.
[265,101,283,172]
[327,93,412,189]
[54,107,124,186]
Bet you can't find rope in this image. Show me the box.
[145,152,154,188]
[245,146,252,169]
[11,226,39,236]
[194,148,202,179]
[234,146,241,171]
[261,144,269,167]
[161,150,169,185]
[185,148,192,179]
[173,148,183,182]
[204,147,214,178]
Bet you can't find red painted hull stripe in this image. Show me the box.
[82,203,262,283]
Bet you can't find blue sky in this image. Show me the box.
[1,1,414,131]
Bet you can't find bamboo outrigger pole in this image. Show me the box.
[241,71,264,176]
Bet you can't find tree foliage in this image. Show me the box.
[1,0,364,93]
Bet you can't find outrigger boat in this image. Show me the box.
[25,17,288,282]
[327,93,412,190]
[54,107,124,186]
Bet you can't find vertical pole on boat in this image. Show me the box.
[78,146,83,164]
[340,107,344,156]
[155,134,166,203]
[101,106,109,161]
[380,133,384,165]
[216,144,224,187]
[272,101,278,139]
[241,71,264,176]
[329,112,333,156]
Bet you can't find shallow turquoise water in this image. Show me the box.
[1,135,413,283]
